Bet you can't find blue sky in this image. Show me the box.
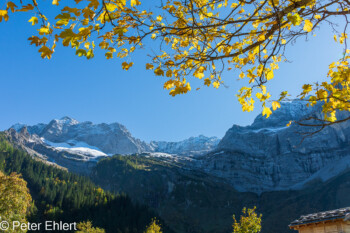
[0,6,345,142]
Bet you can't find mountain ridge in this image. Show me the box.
[196,100,350,193]
[10,116,220,157]
[8,100,350,194]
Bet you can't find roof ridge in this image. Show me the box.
[290,207,350,227]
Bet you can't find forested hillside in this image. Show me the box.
[0,133,167,233]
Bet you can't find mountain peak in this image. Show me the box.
[249,99,320,129]
[11,123,27,131]
[9,117,220,156]
[60,116,74,120]
[56,116,79,125]
[151,135,220,156]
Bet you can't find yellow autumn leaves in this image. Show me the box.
[163,79,191,96]
[0,10,9,22]
[28,16,38,25]
[0,1,17,22]
[0,1,35,22]
[130,0,141,7]
[122,62,134,71]
[299,49,350,123]
[1,0,346,121]
[334,33,349,44]
[138,0,321,114]
[287,13,302,26]
[303,20,313,32]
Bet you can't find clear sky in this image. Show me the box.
[0,6,345,142]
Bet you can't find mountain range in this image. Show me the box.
[5,100,350,232]
[8,100,350,193]
[11,117,219,158]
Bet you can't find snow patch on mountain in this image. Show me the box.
[52,147,107,158]
[43,139,107,158]
[11,118,220,157]
[56,116,79,126]
[144,152,176,158]
[11,116,153,155]
[250,126,289,133]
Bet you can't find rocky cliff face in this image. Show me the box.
[5,128,97,174]
[150,135,220,156]
[12,116,153,155]
[90,153,350,233]
[196,100,350,193]
[11,117,219,157]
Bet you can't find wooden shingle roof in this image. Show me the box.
[290,207,350,227]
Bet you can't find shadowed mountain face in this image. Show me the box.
[196,100,350,193]
[90,154,350,233]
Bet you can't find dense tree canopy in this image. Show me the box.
[1,0,349,125]
[76,221,106,233]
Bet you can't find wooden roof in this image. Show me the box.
[289,207,350,227]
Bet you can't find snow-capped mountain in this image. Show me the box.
[9,100,350,194]
[11,116,153,155]
[10,117,220,160]
[5,127,100,174]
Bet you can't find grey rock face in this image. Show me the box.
[9,102,350,194]
[197,100,350,193]
[5,128,96,174]
[150,135,220,156]
[11,117,220,156]
[11,116,153,155]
